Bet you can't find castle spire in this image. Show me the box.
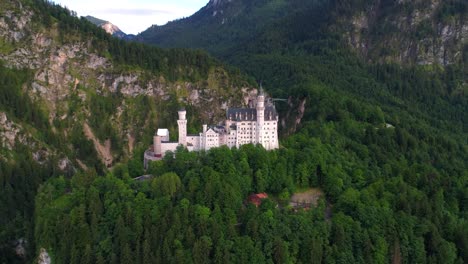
[177,108,187,146]
[256,86,265,145]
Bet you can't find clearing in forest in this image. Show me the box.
[289,188,324,209]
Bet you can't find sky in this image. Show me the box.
[52,0,208,34]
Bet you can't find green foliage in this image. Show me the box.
[437,0,467,21]
[151,172,181,198]
[0,64,49,133]
[35,102,467,263]
[3,1,467,263]
[0,148,60,263]
[30,0,250,84]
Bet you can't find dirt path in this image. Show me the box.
[290,188,323,207]
[127,133,135,155]
[83,123,113,167]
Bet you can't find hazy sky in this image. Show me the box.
[52,0,208,34]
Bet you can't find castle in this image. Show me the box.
[144,92,279,166]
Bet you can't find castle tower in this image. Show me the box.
[177,109,187,146]
[202,124,207,150]
[153,135,162,157]
[256,90,265,145]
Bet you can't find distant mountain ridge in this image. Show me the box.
[138,0,293,57]
[139,0,467,66]
[84,15,135,40]
[137,0,466,135]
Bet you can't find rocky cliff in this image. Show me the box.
[84,16,133,39]
[0,0,253,169]
[140,0,467,67]
[342,0,467,65]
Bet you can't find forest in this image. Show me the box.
[34,81,467,263]
[0,0,467,263]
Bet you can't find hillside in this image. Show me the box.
[138,0,297,57]
[140,0,467,65]
[0,0,253,261]
[1,0,467,263]
[0,0,253,168]
[139,0,467,133]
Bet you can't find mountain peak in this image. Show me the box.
[208,0,232,8]
[100,22,121,35]
[84,15,130,39]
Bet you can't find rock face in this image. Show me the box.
[37,248,51,264]
[0,0,250,167]
[207,0,232,9]
[141,0,465,68]
[83,123,113,167]
[343,0,467,65]
[0,7,33,42]
[0,112,28,150]
[14,238,27,260]
[84,15,129,39]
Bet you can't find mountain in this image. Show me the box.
[1,0,468,263]
[0,1,252,168]
[336,0,468,65]
[0,0,253,261]
[133,2,466,262]
[138,0,295,57]
[84,15,134,40]
[140,0,467,65]
[139,0,467,131]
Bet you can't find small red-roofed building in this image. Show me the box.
[247,193,269,207]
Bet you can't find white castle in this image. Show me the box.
[144,91,279,166]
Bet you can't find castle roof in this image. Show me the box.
[227,106,277,121]
[157,128,169,136]
[227,108,256,121]
[265,106,278,121]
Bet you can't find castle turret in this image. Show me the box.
[177,108,187,146]
[201,124,208,150]
[153,135,162,157]
[256,90,265,145]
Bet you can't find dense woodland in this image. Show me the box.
[35,87,467,262]
[0,0,248,261]
[0,0,467,263]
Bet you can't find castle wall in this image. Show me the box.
[205,130,219,150]
[227,131,237,148]
[161,142,179,155]
[186,136,200,151]
[261,120,278,150]
[236,121,257,146]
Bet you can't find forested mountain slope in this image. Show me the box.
[0,0,467,263]
[0,0,251,168]
[139,0,467,135]
[0,0,252,261]
[140,0,467,66]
